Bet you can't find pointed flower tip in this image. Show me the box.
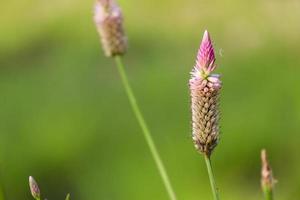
[94,0,111,16]
[97,0,111,7]
[94,0,119,19]
[202,30,210,42]
[261,149,276,191]
[195,30,216,77]
[261,149,267,161]
[29,176,40,199]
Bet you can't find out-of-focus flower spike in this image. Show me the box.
[195,30,216,77]
[29,176,41,200]
[261,149,276,198]
[94,0,127,57]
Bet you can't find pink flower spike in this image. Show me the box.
[94,0,127,57]
[196,30,216,76]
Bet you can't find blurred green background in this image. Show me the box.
[1,0,300,199]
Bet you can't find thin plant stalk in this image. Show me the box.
[65,193,71,200]
[114,56,177,200]
[263,188,273,200]
[204,155,220,200]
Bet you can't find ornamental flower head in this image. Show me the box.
[189,30,221,156]
[29,176,40,199]
[94,0,127,57]
[192,30,217,78]
[261,149,276,193]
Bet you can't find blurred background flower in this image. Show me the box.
[0,0,300,199]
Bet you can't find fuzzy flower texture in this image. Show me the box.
[261,149,275,192]
[190,30,221,156]
[29,176,40,200]
[94,0,127,57]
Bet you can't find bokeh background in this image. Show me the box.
[1,0,300,199]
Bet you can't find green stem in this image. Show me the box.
[65,193,71,200]
[114,56,177,200]
[204,155,220,200]
[263,188,273,200]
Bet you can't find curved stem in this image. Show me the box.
[204,155,220,200]
[114,56,177,200]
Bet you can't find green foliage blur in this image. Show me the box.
[1,0,300,199]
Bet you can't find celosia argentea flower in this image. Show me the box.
[94,0,127,57]
[190,30,221,156]
[29,176,40,200]
[261,149,275,193]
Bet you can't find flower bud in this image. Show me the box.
[195,30,216,77]
[29,176,40,200]
[261,149,276,194]
[94,0,127,57]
